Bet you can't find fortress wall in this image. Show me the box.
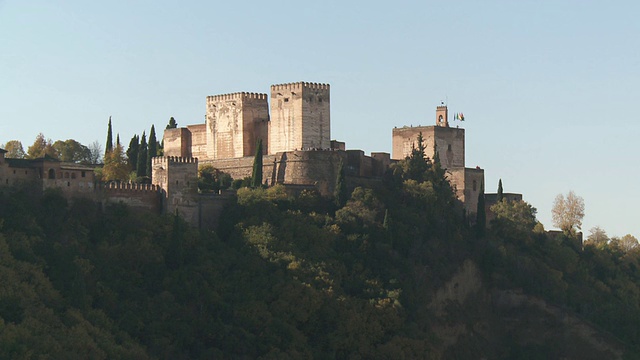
[448,167,484,218]
[152,157,199,225]
[202,154,277,184]
[187,124,207,159]
[197,191,236,230]
[277,150,345,196]
[301,84,330,150]
[97,183,161,212]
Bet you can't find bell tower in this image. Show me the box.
[436,105,449,127]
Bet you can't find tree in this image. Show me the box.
[136,132,148,179]
[126,135,139,171]
[497,179,504,202]
[52,139,91,163]
[619,234,639,252]
[334,158,348,208]
[26,133,57,159]
[250,139,263,188]
[585,226,609,247]
[147,125,157,179]
[88,141,103,164]
[2,140,25,158]
[105,116,113,155]
[490,199,538,233]
[476,182,486,237]
[102,143,129,181]
[551,191,585,235]
[166,117,178,129]
[405,132,430,182]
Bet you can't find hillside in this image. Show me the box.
[0,151,638,359]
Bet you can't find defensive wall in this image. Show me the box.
[392,125,465,168]
[202,149,390,196]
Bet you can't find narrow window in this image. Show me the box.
[473,180,477,191]
[81,171,86,178]
[447,144,452,151]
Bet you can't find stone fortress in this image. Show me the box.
[0,81,501,229]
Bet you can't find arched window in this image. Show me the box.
[48,169,55,179]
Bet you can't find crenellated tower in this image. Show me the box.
[152,156,199,224]
[269,82,330,154]
[206,92,269,159]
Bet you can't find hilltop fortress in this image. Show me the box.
[0,81,492,229]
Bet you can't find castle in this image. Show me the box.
[0,81,493,229]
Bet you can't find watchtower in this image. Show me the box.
[206,92,269,160]
[152,156,199,224]
[269,82,330,154]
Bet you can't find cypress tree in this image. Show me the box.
[127,135,139,171]
[147,125,157,179]
[250,139,263,188]
[136,132,147,179]
[334,158,348,208]
[497,179,504,202]
[476,182,486,238]
[105,116,113,155]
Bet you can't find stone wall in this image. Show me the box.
[97,183,161,212]
[187,124,207,160]
[448,167,485,218]
[269,82,330,154]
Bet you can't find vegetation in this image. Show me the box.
[250,138,263,188]
[1,133,639,358]
[552,190,585,235]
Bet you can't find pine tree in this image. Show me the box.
[497,179,504,202]
[250,139,263,188]
[476,182,486,238]
[127,135,139,171]
[334,158,348,208]
[105,116,113,155]
[147,125,157,179]
[136,132,148,179]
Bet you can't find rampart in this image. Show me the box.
[96,182,162,212]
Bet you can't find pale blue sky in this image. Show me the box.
[1,0,639,237]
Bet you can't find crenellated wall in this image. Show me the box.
[96,182,162,212]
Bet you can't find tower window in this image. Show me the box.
[284,98,289,102]
[473,180,477,191]
[447,144,452,151]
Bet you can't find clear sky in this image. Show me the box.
[1,0,639,238]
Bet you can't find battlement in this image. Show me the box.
[97,182,161,192]
[206,92,268,102]
[271,82,330,92]
[152,156,198,165]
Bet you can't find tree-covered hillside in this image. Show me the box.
[0,145,639,359]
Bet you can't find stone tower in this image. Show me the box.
[269,82,330,154]
[152,156,199,225]
[391,105,465,169]
[206,92,269,160]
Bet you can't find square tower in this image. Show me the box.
[206,92,269,160]
[269,82,330,154]
[391,105,464,168]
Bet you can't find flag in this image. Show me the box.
[459,112,465,121]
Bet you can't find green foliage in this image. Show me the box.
[126,135,139,172]
[102,143,129,181]
[497,178,504,202]
[2,140,26,159]
[26,133,57,159]
[105,117,113,155]
[197,164,231,192]
[52,139,92,163]
[146,125,157,180]
[166,116,178,129]
[136,132,147,180]
[250,138,263,188]
[334,158,348,208]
